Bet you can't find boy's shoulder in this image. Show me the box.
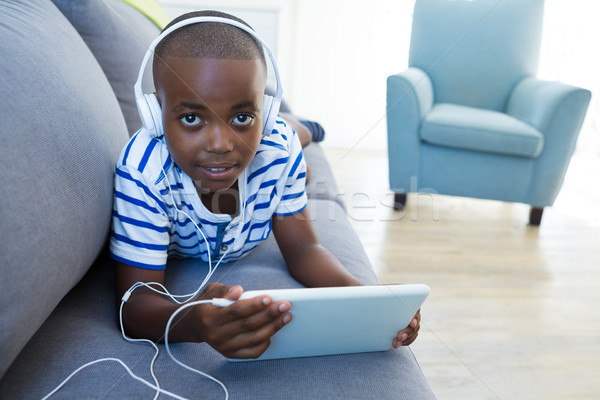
[116,129,170,185]
[258,117,298,154]
[248,117,305,186]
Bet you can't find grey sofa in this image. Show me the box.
[0,1,436,398]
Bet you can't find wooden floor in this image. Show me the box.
[323,147,600,400]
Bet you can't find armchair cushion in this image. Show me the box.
[421,103,544,158]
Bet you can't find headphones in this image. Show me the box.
[134,16,283,138]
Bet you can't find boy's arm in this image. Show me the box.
[115,261,292,358]
[116,262,195,342]
[271,208,420,347]
[271,208,363,288]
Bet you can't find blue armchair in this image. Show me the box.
[386,0,591,225]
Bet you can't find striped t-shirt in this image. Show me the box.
[109,118,307,270]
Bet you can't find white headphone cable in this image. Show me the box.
[118,299,162,400]
[164,299,230,400]
[40,357,187,400]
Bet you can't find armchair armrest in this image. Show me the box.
[386,68,434,192]
[506,76,591,133]
[387,67,434,119]
[507,76,591,206]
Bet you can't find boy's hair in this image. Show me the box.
[153,10,267,75]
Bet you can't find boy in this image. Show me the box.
[110,10,420,359]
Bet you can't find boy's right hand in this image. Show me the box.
[192,283,292,359]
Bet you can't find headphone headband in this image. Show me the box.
[135,16,283,137]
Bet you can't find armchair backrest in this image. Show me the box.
[409,0,544,112]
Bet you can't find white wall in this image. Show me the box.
[288,1,414,151]
[538,0,600,158]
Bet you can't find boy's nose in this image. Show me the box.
[204,122,234,153]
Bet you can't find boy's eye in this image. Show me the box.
[232,113,254,127]
[180,114,202,127]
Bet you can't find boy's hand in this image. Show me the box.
[392,309,421,348]
[192,283,292,359]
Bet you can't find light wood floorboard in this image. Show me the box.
[323,147,600,400]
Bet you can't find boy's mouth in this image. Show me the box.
[198,164,238,180]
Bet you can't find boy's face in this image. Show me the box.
[155,56,267,196]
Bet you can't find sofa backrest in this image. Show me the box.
[0,0,129,378]
[51,0,161,136]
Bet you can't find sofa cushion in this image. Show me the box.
[0,200,435,399]
[52,0,161,136]
[303,143,345,208]
[0,0,129,379]
[421,103,544,158]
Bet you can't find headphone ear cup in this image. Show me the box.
[146,93,164,138]
[136,93,164,138]
[262,94,280,136]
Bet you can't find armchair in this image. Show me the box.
[386,0,591,225]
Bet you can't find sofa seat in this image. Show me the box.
[0,193,436,400]
[420,103,544,158]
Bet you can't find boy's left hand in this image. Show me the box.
[392,309,421,347]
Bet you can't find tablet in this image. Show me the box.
[228,284,429,362]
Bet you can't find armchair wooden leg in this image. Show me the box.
[529,207,544,226]
[393,193,407,211]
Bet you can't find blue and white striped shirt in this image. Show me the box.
[109,118,307,270]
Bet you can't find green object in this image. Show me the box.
[120,0,170,28]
